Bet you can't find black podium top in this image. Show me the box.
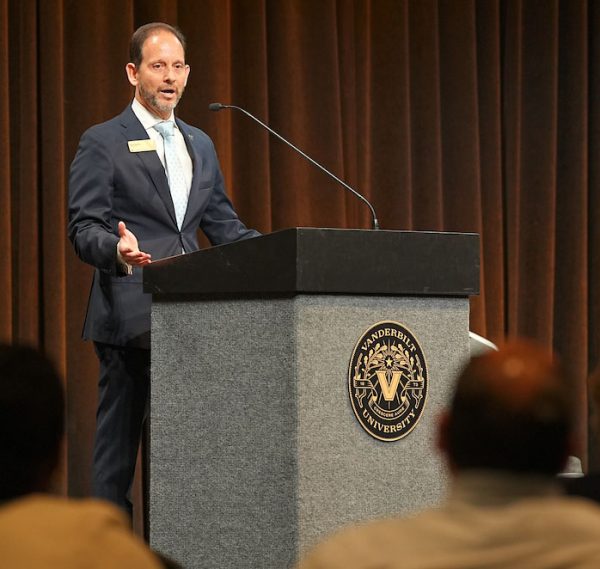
[143,227,479,297]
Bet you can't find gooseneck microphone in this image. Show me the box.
[209,102,380,230]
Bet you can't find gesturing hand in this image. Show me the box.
[117,221,152,266]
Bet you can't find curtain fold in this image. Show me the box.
[0,0,12,342]
[1,0,598,518]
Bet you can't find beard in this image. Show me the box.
[138,82,185,116]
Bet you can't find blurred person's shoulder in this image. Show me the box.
[296,515,422,569]
[513,493,600,536]
[0,494,162,568]
[296,497,600,569]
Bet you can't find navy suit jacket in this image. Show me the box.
[68,105,259,349]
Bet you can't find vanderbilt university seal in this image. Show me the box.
[348,321,428,441]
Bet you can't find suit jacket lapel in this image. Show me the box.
[119,106,178,228]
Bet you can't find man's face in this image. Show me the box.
[126,30,190,120]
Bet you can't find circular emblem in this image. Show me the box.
[348,321,428,441]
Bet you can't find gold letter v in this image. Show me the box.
[375,371,402,402]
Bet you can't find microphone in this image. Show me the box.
[209,103,380,230]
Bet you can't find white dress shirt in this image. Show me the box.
[131,98,193,196]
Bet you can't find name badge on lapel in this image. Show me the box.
[128,139,157,152]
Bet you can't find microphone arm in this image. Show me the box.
[209,102,380,230]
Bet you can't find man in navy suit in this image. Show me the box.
[68,22,259,515]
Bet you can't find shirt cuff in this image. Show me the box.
[116,244,133,276]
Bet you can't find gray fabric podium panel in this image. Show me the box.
[150,295,469,569]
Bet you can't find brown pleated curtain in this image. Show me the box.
[2,0,599,529]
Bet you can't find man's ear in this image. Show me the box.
[125,63,138,87]
[436,410,458,472]
[436,410,451,456]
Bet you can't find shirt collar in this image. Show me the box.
[131,98,176,131]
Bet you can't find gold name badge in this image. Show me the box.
[128,139,157,152]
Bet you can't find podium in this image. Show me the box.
[144,228,479,569]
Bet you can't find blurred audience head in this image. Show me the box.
[439,339,573,476]
[0,344,64,501]
[588,367,600,433]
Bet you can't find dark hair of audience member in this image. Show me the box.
[588,367,600,435]
[446,340,573,475]
[129,22,187,67]
[586,367,600,471]
[0,344,64,502]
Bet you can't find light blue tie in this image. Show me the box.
[154,121,188,229]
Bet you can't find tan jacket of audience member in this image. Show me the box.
[297,472,600,569]
[0,495,162,568]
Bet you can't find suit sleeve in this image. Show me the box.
[68,128,123,275]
